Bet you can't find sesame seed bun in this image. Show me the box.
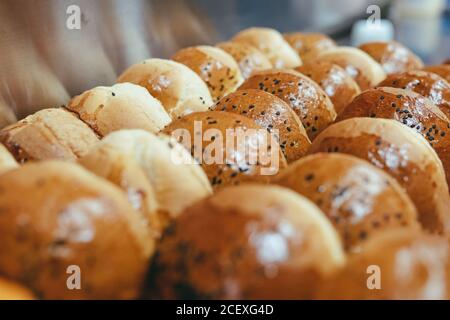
[80,129,212,229]
[149,184,345,299]
[296,60,361,113]
[212,89,310,163]
[283,32,336,63]
[378,70,450,120]
[337,87,450,188]
[318,47,386,90]
[232,27,302,69]
[162,111,287,189]
[67,83,171,137]
[172,46,244,102]
[423,64,450,82]
[117,58,213,118]
[239,69,336,139]
[0,144,18,174]
[0,108,99,163]
[359,41,424,75]
[317,229,450,299]
[217,41,272,79]
[0,278,35,300]
[309,118,450,234]
[275,153,420,251]
[0,161,153,299]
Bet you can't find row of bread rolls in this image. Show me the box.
[0,26,449,299]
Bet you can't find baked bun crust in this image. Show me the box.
[318,47,386,90]
[275,153,419,251]
[337,87,450,188]
[423,64,450,83]
[0,278,35,300]
[0,108,99,163]
[232,27,302,68]
[317,229,450,299]
[67,83,171,137]
[117,58,212,118]
[162,111,287,189]
[239,69,336,140]
[217,41,272,79]
[359,41,424,75]
[0,161,152,299]
[80,129,211,229]
[283,32,336,63]
[172,46,244,102]
[211,89,310,162]
[149,184,345,299]
[0,143,18,174]
[378,70,450,119]
[309,118,450,234]
[296,61,361,113]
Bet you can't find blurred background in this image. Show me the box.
[0,0,449,122]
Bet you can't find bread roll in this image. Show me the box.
[337,87,450,188]
[67,83,171,137]
[232,27,302,68]
[317,229,450,299]
[296,60,361,113]
[283,32,336,63]
[318,47,386,90]
[309,118,450,234]
[217,41,272,79]
[149,184,345,299]
[172,46,244,102]
[0,161,152,299]
[239,69,336,139]
[0,278,35,300]
[423,64,450,83]
[0,143,18,174]
[80,129,212,229]
[359,41,424,75]
[117,58,212,118]
[0,108,99,163]
[162,111,287,189]
[275,153,419,251]
[211,89,311,162]
[378,70,450,119]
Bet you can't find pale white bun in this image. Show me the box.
[117,59,213,119]
[0,144,18,174]
[68,83,171,137]
[232,27,302,69]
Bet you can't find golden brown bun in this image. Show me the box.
[0,143,18,174]
[117,58,212,118]
[80,129,212,229]
[0,108,99,163]
[317,229,450,299]
[378,70,450,119]
[149,184,345,299]
[309,118,450,234]
[283,32,336,63]
[238,69,336,139]
[359,41,424,75]
[217,41,273,79]
[232,27,302,68]
[0,278,35,300]
[0,161,152,299]
[336,87,450,188]
[172,46,244,102]
[296,60,361,113]
[67,83,171,137]
[162,111,287,189]
[211,89,311,162]
[275,153,419,251]
[318,47,386,90]
[423,64,450,83]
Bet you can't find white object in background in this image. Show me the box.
[351,19,394,46]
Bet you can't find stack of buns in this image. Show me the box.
[1,26,449,300]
